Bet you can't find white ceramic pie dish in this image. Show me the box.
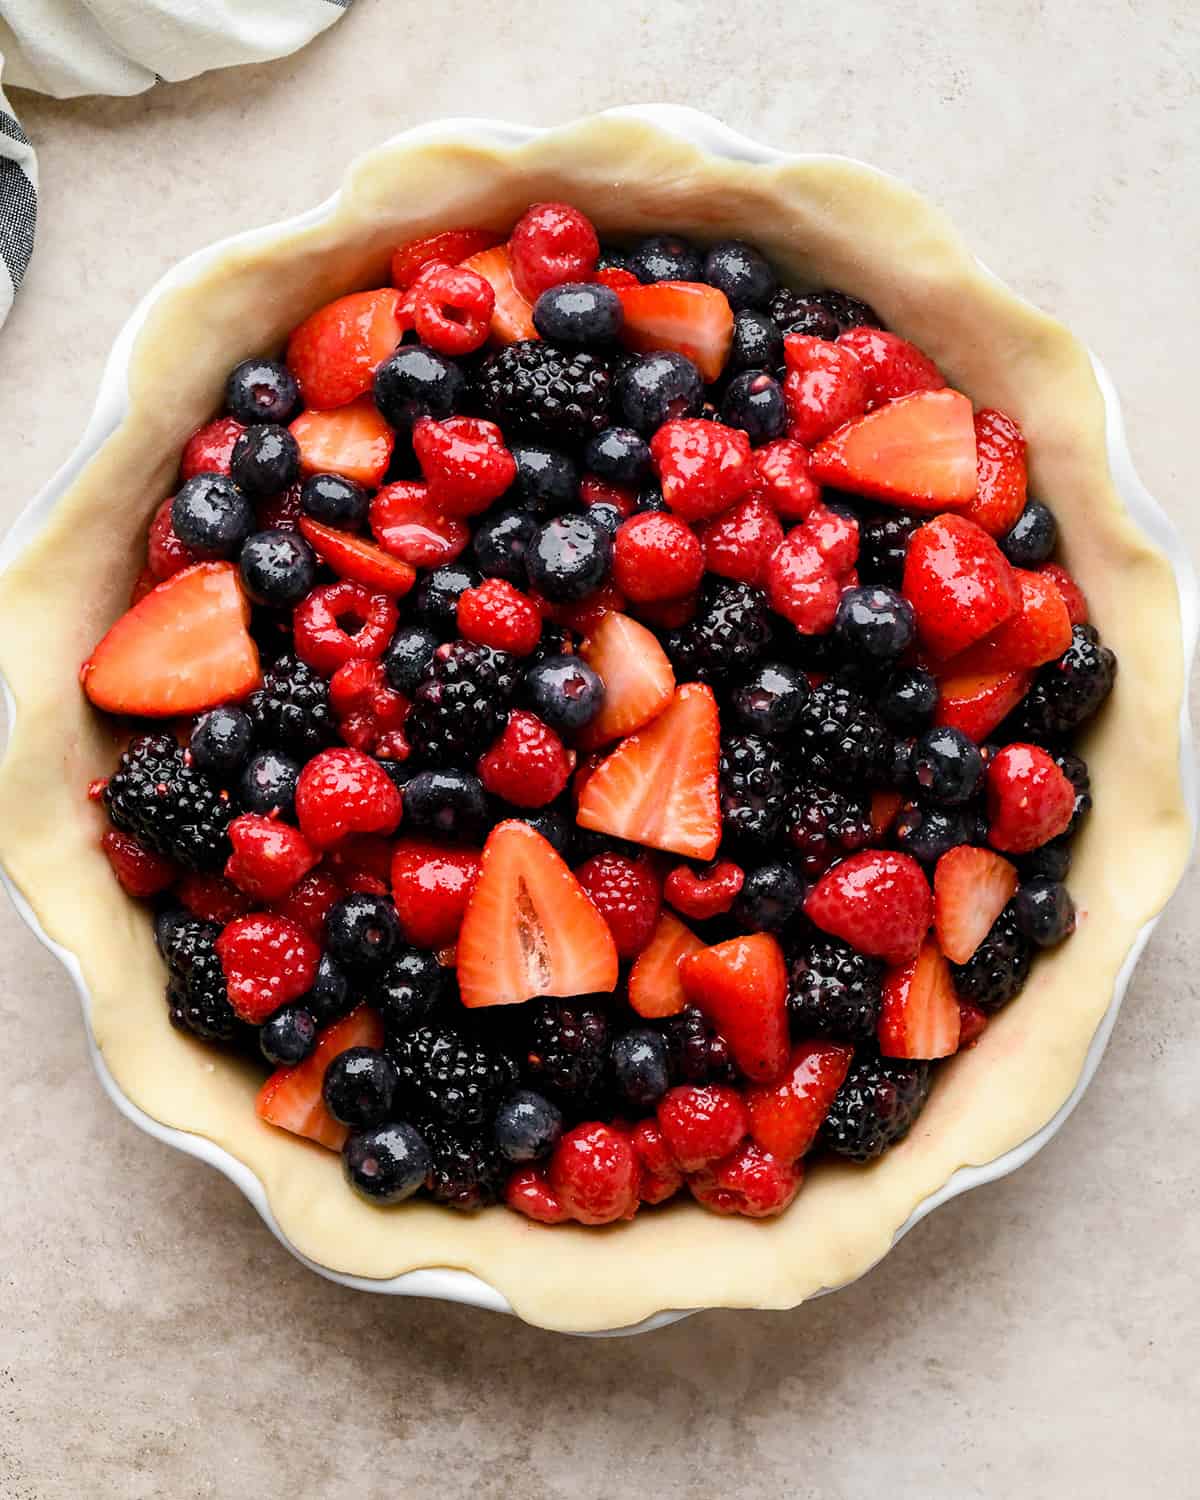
[0,106,1194,1336]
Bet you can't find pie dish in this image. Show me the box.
[0,107,1194,1335]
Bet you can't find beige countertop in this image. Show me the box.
[1,2,1197,1495]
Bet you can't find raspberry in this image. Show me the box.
[782,333,868,445]
[476,710,571,808]
[656,1084,749,1172]
[697,494,784,586]
[215,913,320,1024]
[224,814,319,901]
[256,482,303,533]
[765,529,841,633]
[268,867,342,939]
[457,578,543,656]
[547,1122,640,1225]
[177,871,255,926]
[409,263,495,357]
[629,1119,685,1204]
[294,747,403,849]
[390,839,480,949]
[100,829,178,899]
[412,416,516,517]
[753,439,821,520]
[180,415,244,482]
[688,1141,802,1218]
[328,658,410,754]
[574,852,662,959]
[664,860,745,920]
[504,1166,570,1223]
[649,419,755,522]
[537,578,627,635]
[509,201,600,302]
[805,502,859,574]
[611,512,704,602]
[147,496,199,580]
[369,481,471,568]
[293,581,398,676]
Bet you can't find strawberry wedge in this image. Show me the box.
[617,280,734,383]
[809,389,978,510]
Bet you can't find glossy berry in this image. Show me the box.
[719,371,787,444]
[835,585,915,662]
[628,233,703,284]
[411,562,479,636]
[371,946,448,1033]
[225,814,318,901]
[478,710,571,808]
[225,357,300,426]
[343,1122,430,1204]
[408,262,495,356]
[301,951,350,1024]
[575,852,661,959]
[526,513,613,602]
[664,860,744,920]
[401,768,489,841]
[189,706,252,777]
[509,202,600,301]
[472,507,538,584]
[215,913,320,1024]
[391,840,480,950]
[894,801,973,864]
[657,1084,749,1172]
[325,893,402,972]
[585,426,652,486]
[911,726,984,805]
[703,240,777,310]
[821,1054,931,1162]
[878,667,938,732]
[523,653,604,733]
[1000,499,1058,567]
[547,1122,640,1225]
[259,1005,317,1066]
[768,289,840,340]
[986,742,1076,852]
[230,423,300,496]
[300,472,368,528]
[293,581,398,675]
[1013,878,1076,946]
[239,750,300,818]
[323,1046,398,1128]
[733,862,805,932]
[295,747,403,848]
[239,529,317,608]
[730,661,808,738]
[457,576,542,655]
[373,343,465,433]
[689,1141,802,1219]
[650,419,754,522]
[612,1028,671,1112]
[614,351,704,434]
[728,309,784,374]
[533,281,622,345]
[171,474,254,559]
[100,830,177,899]
[611,512,704,603]
[805,850,932,965]
[949,904,1032,1011]
[508,444,579,515]
[413,415,517,517]
[494,1089,564,1163]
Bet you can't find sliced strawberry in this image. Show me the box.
[932,845,1019,963]
[836,327,945,408]
[617,280,734,382]
[290,397,395,488]
[869,789,904,840]
[934,668,1032,742]
[680,933,789,1083]
[298,517,415,597]
[782,334,869,445]
[456,821,619,1008]
[368,481,470,567]
[390,228,502,288]
[459,245,537,342]
[809,389,977,511]
[576,683,721,859]
[902,513,1021,659]
[962,409,1027,536]
[286,288,405,410]
[1038,562,1089,625]
[627,909,705,1019]
[948,568,1071,674]
[82,562,260,717]
[255,1005,384,1151]
[878,935,961,1059]
[745,1040,855,1160]
[576,610,675,748]
[805,850,932,965]
[128,567,157,606]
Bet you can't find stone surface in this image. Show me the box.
[0,2,1197,1495]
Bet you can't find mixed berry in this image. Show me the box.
[81,201,1116,1226]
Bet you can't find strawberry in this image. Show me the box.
[576,610,675,749]
[902,513,1021,659]
[476,709,570,807]
[391,839,480,950]
[459,244,537,342]
[216,913,321,1024]
[255,1005,384,1151]
[869,789,904,840]
[390,228,502,288]
[809,389,977,511]
[298,517,416,597]
[986,743,1076,853]
[836,327,945,408]
[948,568,1071,674]
[290,397,395,488]
[286,288,405,410]
[697,493,784,585]
[933,668,1032,742]
[456,821,619,1007]
[627,909,704,1019]
[147,495,199,580]
[128,568,157,606]
[687,1141,802,1218]
[962,409,1027,536]
[368,481,470,567]
[753,438,822,520]
[616,280,734,382]
[649,419,755,521]
[412,415,516,516]
[745,1040,855,1160]
[1037,561,1089,625]
[932,845,1019,963]
[781,334,869,445]
[680,933,790,1083]
[100,829,178,899]
[576,683,721,860]
[82,562,261,717]
[957,1000,989,1048]
[180,415,245,482]
[225,814,320,902]
[878,936,961,1059]
[805,850,933,965]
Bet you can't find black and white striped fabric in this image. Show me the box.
[0,0,352,329]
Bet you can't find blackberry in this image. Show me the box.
[419,1119,507,1210]
[787,936,883,1042]
[390,1024,513,1129]
[405,640,518,765]
[245,654,335,758]
[950,904,1033,1011]
[1011,625,1117,740]
[719,734,789,846]
[814,289,880,331]
[783,781,873,876]
[733,862,806,932]
[475,340,611,446]
[663,578,771,681]
[857,508,921,586]
[105,734,235,871]
[822,1053,931,1162]
[162,920,238,1041]
[656,1006,735,1086]
[1053,749,1092,835]
[523,998,609,1105]
[792,679,890,786]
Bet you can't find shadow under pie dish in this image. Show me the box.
[0,107,1194,1336]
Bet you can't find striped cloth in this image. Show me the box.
[0,0,352,328]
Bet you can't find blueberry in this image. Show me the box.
[472,507,537,584]
[731,661,809,737]
[259,1005,317,1066]
[239,529,317,608]
[585,426,652,486]
[239,750,300,818]
[504,804,573,860]
[733,862,806,932]
[703,240,777,310]
[1013,879,1076,946]
[768,289,841,340]
[325,893,402,972]
[401,768,489,841]
[877,667,938,733]
[189,706,252,777]
[414,562,481,635]
[1001,500,1058,567]
[230,423,300,496]
[1017,835,1072,883]
[300,472,369,528]
[614,351,704,434]
[343,1122,430,1204]
[835,586,916,663]
[533,282,623,346]
[323,1047,398,1128]
[225,357,301,426]
[911,727,984,805]
[373,344,464,432]
[172,474,254,559]
[629,233,703,284]
[728,309,784,375]
[303,953,350,1026]
[524,653,605,733]
[494,1089,564,1163]
[585,501,624,536]
[635,484,669,513]
[894,801,972,863]
[719,370,787,444]
[508,444,579,515]
[372,947,449,1034]
[611,1029,670,1112]
[526,513,613,602]
[383,623,439,694]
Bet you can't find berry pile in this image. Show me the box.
[82,203,1115,1224]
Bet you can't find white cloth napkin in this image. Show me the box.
[0,0,351,326]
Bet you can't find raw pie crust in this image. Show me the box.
[0,117,1190,1333]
